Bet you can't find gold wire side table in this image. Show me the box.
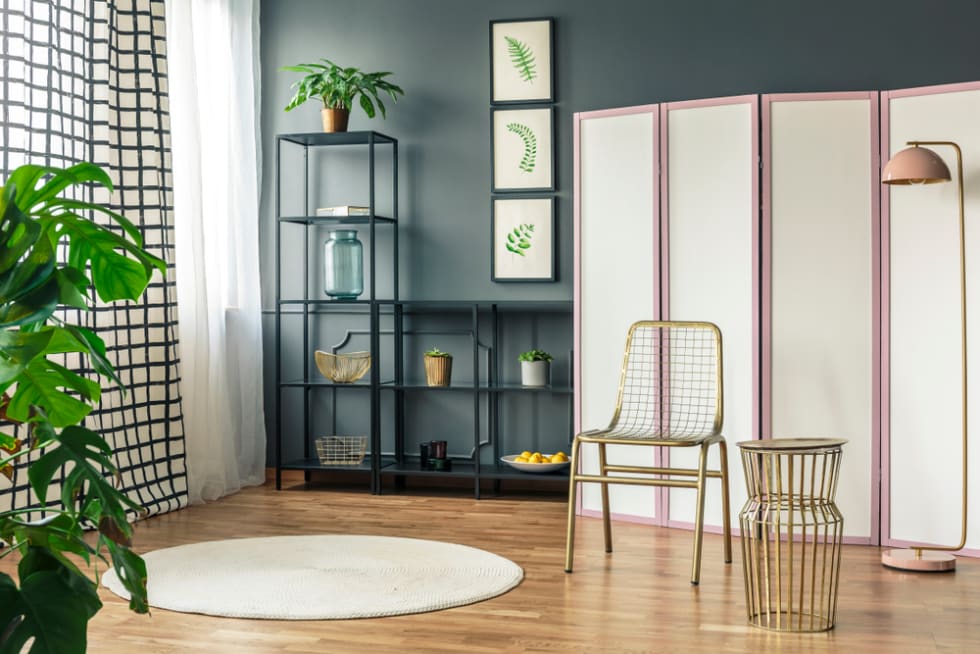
[737,438,847,632]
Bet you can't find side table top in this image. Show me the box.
[736,438,848,453]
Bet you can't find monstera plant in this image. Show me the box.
[0,162,166,653]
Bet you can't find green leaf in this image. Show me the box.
[102,540,149,614]
[53,213,157,303]
[0,193,42,276]
[29,426,141,528]
[506,123,538,173]
[20,162,113,210]
[0,329,53,386]
[0,225,59,329]
[49,325,123,390]
[505,36,538,82]
[0,548,102,654]
[27,426,111,505]
[358,93,376,119]
[0,514,94,577]
[44,198,144,248]
[6,357,100,427]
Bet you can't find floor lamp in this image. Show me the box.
[881,141,968,572]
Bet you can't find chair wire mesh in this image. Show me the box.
[605,323,720,441]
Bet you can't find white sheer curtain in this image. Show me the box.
[165,0,266,502]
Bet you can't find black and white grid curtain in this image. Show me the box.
[1,0,188,516]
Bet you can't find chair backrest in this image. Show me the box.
[607,321,723,438]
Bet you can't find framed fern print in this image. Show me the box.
[492,106,554,192]
[490,18,554,104]
[492,197,555,282]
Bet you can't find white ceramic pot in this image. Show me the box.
[520,360,550,387]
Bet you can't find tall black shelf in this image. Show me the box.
[272,132,573,497]
[273,131,398,491]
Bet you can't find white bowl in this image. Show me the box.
[500,454,571,474]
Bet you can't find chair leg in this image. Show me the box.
[564,436,583,573]
[691,441,710,585]
[718,439,733,564]
[598,441,612,553]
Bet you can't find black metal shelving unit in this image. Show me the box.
[272,132,572,498]
[274,131,398,491]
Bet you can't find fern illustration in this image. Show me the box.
[505,223,535,257]
[505,36,537,82]
[506,122,537,173]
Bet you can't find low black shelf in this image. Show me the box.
[281,457,374,473]
[480,463,570,482]
[380,461,478,479]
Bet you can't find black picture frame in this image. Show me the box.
[491,105,555,193]
[491,196,556,282]
[490,17,555,105]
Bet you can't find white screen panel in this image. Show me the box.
[886,87,980,551]
[579,110,658,518]
[664,100,756,531]
[768,97,876,541]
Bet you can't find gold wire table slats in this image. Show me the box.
[737,438,846,632]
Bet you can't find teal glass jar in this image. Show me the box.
[323,229,363,299]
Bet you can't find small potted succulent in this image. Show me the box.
[282,58,405,133]
[519,349,553,387]
[423,347,453,387]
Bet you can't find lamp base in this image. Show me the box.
[881,548,956,572]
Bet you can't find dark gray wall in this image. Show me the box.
[259,0,980,304]
[259,0,980,465]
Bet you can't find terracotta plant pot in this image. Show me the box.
[424,355,452,387]
[321,107,350,133]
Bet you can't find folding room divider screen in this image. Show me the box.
[0,0,188,518]
[575,82,980,554]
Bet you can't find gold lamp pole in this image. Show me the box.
[881,141,967,572]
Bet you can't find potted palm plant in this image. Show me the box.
[519,349,553,387]
[1,162,165,652]
[282,58,405,132]
[423,347,452,387]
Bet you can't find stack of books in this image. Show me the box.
[315,205,371,217]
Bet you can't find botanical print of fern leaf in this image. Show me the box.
[506,123,537,173]
[505,223,535,256]
[505,36,537,82]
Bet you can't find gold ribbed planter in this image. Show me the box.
[423,355,452,387]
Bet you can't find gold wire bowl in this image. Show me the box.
[314,350,371,383]
[315,436,368,465]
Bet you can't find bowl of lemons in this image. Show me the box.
[501,450,570,474]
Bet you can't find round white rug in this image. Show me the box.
[102,534,523,620]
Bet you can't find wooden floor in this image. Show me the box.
[11,481,979,653]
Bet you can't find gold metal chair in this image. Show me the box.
[565,320,732,585]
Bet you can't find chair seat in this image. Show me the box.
[579,427,720,443]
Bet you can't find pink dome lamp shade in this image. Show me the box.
[882,144,951,185]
